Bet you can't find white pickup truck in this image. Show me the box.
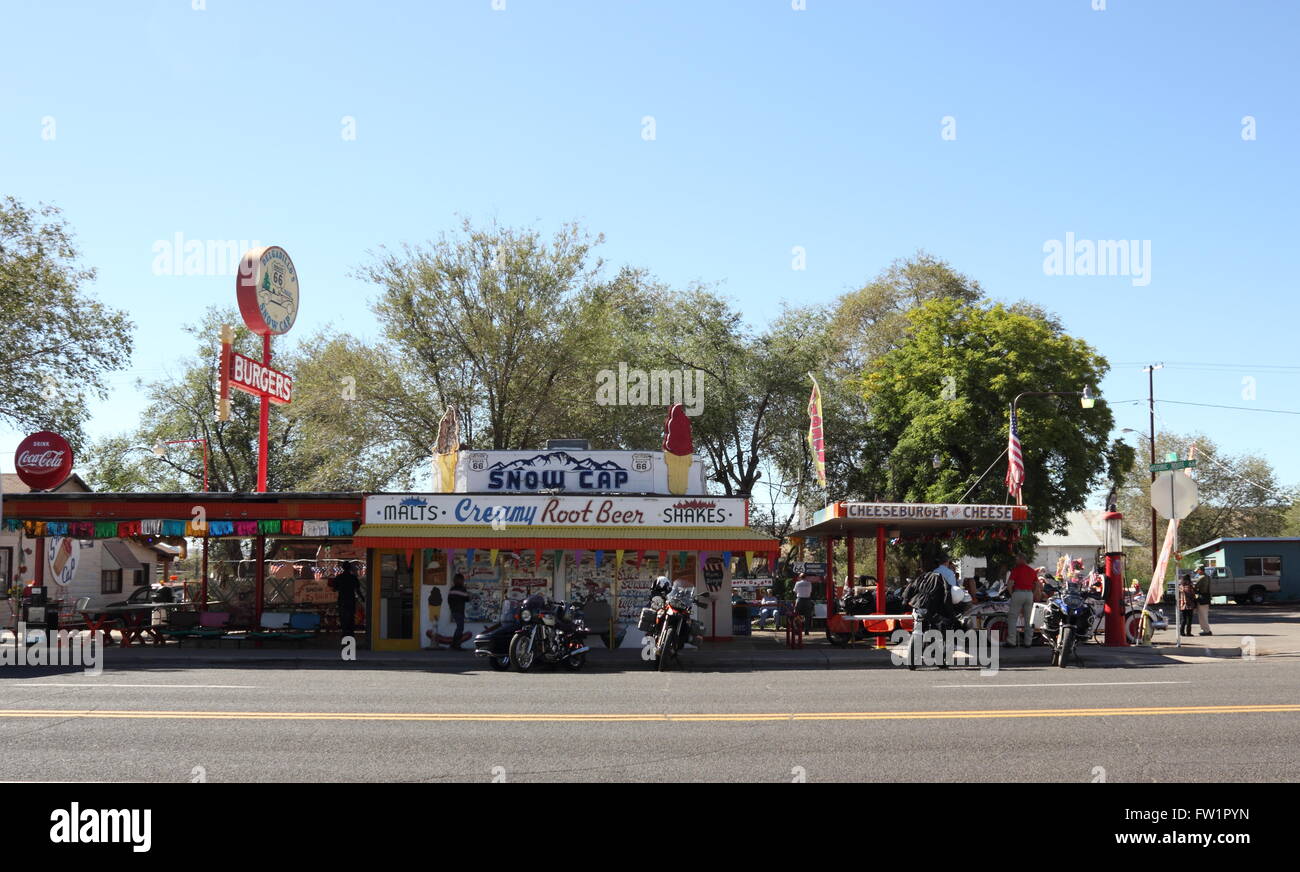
[1204,566,1279,605]
[1164,567,1279,605]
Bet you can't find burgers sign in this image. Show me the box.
[15,431,74,491]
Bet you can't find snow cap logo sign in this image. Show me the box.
[15,431,74,491]
[236,246,300,335]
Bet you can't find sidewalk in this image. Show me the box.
[5,605,1295,672]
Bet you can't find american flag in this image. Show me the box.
[1006,408,1025,504]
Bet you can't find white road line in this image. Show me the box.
[932,681,1191,688]
[3,683,258,689]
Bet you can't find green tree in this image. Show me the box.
[857,297,1132,570]
[83,308,411,493]
[359,219,614,449]
[0,196,133,447]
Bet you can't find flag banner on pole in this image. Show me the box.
[615,549,625,569]
[1147,519,1177,606]
[465,548,475,567]
[807,374,827,488]
[489,548,498,566]
[1006,407,1025,504]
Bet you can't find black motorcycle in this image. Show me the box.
[508,594,591,672]
[1042,582,1100,667]
[472,600,523,671]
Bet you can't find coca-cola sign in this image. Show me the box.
[14,431,73,491]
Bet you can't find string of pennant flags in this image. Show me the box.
[4,518,358,539]
[431,546,778,574]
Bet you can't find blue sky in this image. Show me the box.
[2,0,1298,492]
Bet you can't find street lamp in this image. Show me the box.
[1011,386,1099,418]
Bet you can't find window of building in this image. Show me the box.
[101,569,123,595]
[132,568,147,587]
[1243,556,1282,577]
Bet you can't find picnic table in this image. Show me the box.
[79,602,194,647]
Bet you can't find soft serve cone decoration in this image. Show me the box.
[662,403,693,495]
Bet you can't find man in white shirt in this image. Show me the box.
[792,574,815,631]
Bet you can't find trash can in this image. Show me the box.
[732,604,751,636]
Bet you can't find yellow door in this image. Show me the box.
[372,550,418,651]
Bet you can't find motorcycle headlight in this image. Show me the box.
[521,610,532,622]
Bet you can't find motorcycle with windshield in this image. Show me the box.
[508,594,591,672]
[638,579,709,671]
[1041,580,1103,667]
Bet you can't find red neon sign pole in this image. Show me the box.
[257,333,271,492]
[228,245,299,493]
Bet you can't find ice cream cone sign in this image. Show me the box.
[434,405,461,493]
[662,403,693,495]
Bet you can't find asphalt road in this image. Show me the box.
[1,657,1297,782]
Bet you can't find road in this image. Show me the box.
[1,657,1297,782]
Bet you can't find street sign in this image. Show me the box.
[1151,471,1199,520]
[1149,459,1197,473]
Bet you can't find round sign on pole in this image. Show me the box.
[236,246,300,335]
[1151,471,1199,520]
[14,431,74,491]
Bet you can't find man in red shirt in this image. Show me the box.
[1006,553,1040,648]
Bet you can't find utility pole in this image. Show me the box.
[1144,364,1164,574]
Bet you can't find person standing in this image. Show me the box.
[447,573,469,649]
[1006,553,1039,648]
[792,573,815,633]
[332,561,364,640]
[1194,565,1213,635]
[1177,572,1197,637]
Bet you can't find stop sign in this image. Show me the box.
[1151,471,1199,520]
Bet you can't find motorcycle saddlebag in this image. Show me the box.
[1030,603,1050,629]
[637,608,658,634]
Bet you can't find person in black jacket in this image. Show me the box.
[447,573,469,649]
[332,561,364,640]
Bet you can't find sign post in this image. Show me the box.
[225,246,299,493]
[1150,459,1199,647]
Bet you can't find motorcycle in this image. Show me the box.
[472,599,523,671]
[1041,581,1101,667]
[639,580,708,671]
[508,594,591,672]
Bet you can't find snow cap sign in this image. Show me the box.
[236,246,300,335]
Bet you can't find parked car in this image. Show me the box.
[1164,566,1278,605]
[109,583,183,607]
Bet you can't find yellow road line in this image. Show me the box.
[0,704,1295,723]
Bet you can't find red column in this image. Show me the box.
[253,534,265,626]
[825,537,835,604]
[199,535,209,614]
[875,526,887,649]
[846,536,856,587]
[257,333,271,492]
[1104,555,1127,646]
